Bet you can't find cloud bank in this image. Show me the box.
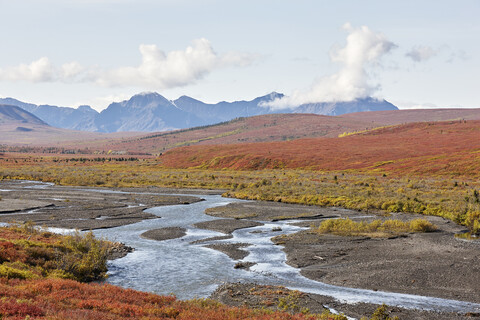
[264,23,396,110]
[0,38,256,89]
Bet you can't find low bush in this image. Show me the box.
[316,218,437,237]
[0,224,110,282]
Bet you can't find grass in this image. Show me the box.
[0,155,479,234]
[316,218,437,237]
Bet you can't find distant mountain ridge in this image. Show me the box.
[0,93,398,133]
[0,104,48,125]
[294,97,397,115]
[0,98,98,131]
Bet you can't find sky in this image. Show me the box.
[0,0,478,111]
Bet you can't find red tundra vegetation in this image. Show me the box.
[158,120,480,177]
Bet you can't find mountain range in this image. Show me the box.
[0,92,398,133]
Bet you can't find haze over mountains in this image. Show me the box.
[0,92,398,133]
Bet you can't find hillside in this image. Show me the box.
[104,108,480,155]
[0,104,47,126]
[104,113,380,154]
[158,120,480,177]
[341,108,480,124]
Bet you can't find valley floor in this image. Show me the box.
[2,181,479,319]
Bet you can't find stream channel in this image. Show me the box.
[86,191,480,314]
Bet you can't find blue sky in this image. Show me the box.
[0,0,478,111]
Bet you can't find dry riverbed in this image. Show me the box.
[0,180,205,230]
[211,283,477,320]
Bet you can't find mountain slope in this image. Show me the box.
[0,104,48,125]
[295,97,398,115]
[0,98,98,130]
[95,92,204,133]
[174,92,285,123]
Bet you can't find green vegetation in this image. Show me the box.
[316,218,437,237]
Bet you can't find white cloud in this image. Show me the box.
[0,57,87,83]
[0,57,55,82]
[61,61,85,81]
[263,23,396,110]
[0,38,257,89]
[406,46,438,62]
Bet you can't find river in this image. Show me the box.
[89,193,480,313]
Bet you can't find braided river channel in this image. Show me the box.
[88,193,480,314]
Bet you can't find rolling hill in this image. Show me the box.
[340,108,480,124]
[103,107,480,155]
[102,113,381,155]
[157,119,480,177]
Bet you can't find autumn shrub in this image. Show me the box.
[0,225,110,282]
[316,218,437,237]
[409,218,438,232]
[361,304,399,320]
[0,263,39,280]
[464,211,480,234]
[56,231,109,282]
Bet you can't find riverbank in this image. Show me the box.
[201,201,480,318]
